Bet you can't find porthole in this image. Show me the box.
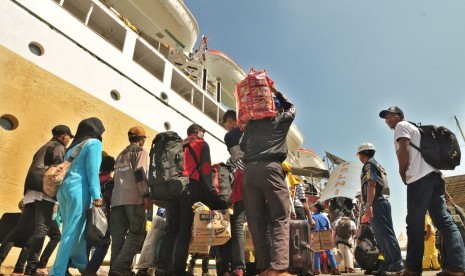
[0,114,19,131]
[110,90,120,101]
[28,42,44,56]
[164,122,171,130]
[161,92,168,101]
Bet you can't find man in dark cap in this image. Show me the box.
[379,106,465,276]
[239,87,295,276]
[0,124,73,275]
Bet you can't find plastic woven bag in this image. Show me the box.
[85,206,108,245]
[235,68,276,130]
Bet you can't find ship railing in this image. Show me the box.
[52,0,229,126]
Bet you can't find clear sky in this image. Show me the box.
[185,1,465,235]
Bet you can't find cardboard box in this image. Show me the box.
[243,223,254,252]
[191,209,231,246]
[188,241,211,255]
[311,230,333,252]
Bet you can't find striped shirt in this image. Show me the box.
[293,183,306,208]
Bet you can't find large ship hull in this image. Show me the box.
[0,0,229,266]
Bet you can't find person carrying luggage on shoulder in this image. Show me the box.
[109,126,152,276]
[49,117,105,276]
[240,87,295,276]
[311,202,340,275]
[379,106,465,276]
[0,124,73,276]
[357,142,403,276]
[156,123,213,276]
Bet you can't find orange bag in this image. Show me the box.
[235,68,276,130]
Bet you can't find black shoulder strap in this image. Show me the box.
[406,121,422,152]
[185,143,201,177]
[409,142,421,152]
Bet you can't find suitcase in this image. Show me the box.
[289,220,313,273]
[0,212,32,248]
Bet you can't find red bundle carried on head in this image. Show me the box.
[235,68,276,130]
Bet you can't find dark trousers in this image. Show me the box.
[0,200,55,274]
[370,199,403,272]
[86,228,111,273]
[13,220,61,273]
[110,204,146,272]
[156,181,206,274]
[243,161,290,271]
[231,200,246,271]
[406,172,465,273]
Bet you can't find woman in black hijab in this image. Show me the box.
[66,117,105,152]
[50,117,105,276]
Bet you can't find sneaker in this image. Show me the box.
[136,269,153,276]
[233,269,244,276]
[384,271,403,276]
[401,269,421,276]
[331,269,341,275]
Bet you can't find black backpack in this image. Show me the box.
[211,163,233,207]
[409,122,461,170]
[148,131,189,206]
[354,239,380,272]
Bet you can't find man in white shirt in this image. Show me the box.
[380,106,465,276]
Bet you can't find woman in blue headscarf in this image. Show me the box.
[50,117,105,276]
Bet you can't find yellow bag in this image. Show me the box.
[43,140,88,197]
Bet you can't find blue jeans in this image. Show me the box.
[406,172,465,273]
[314,250,337,271]
[370,199,404,272]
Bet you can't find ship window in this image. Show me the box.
[161,92,168,101]
[28,42,44,56]
[164,122,171,130]
[133,39,165,82]
[110,90,120,101]
[0,114,19,131]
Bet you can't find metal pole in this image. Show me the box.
[455,116,465,144]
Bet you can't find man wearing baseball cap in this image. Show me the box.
[356,142,403,275]
[0,124,73,275]
[110,126,152,276]
[379,106,465,276]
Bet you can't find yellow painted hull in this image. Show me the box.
[0,45,157,266]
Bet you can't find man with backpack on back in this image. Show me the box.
[379,106,465,276]
[333,209,357,273]
[155,123,214,276]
